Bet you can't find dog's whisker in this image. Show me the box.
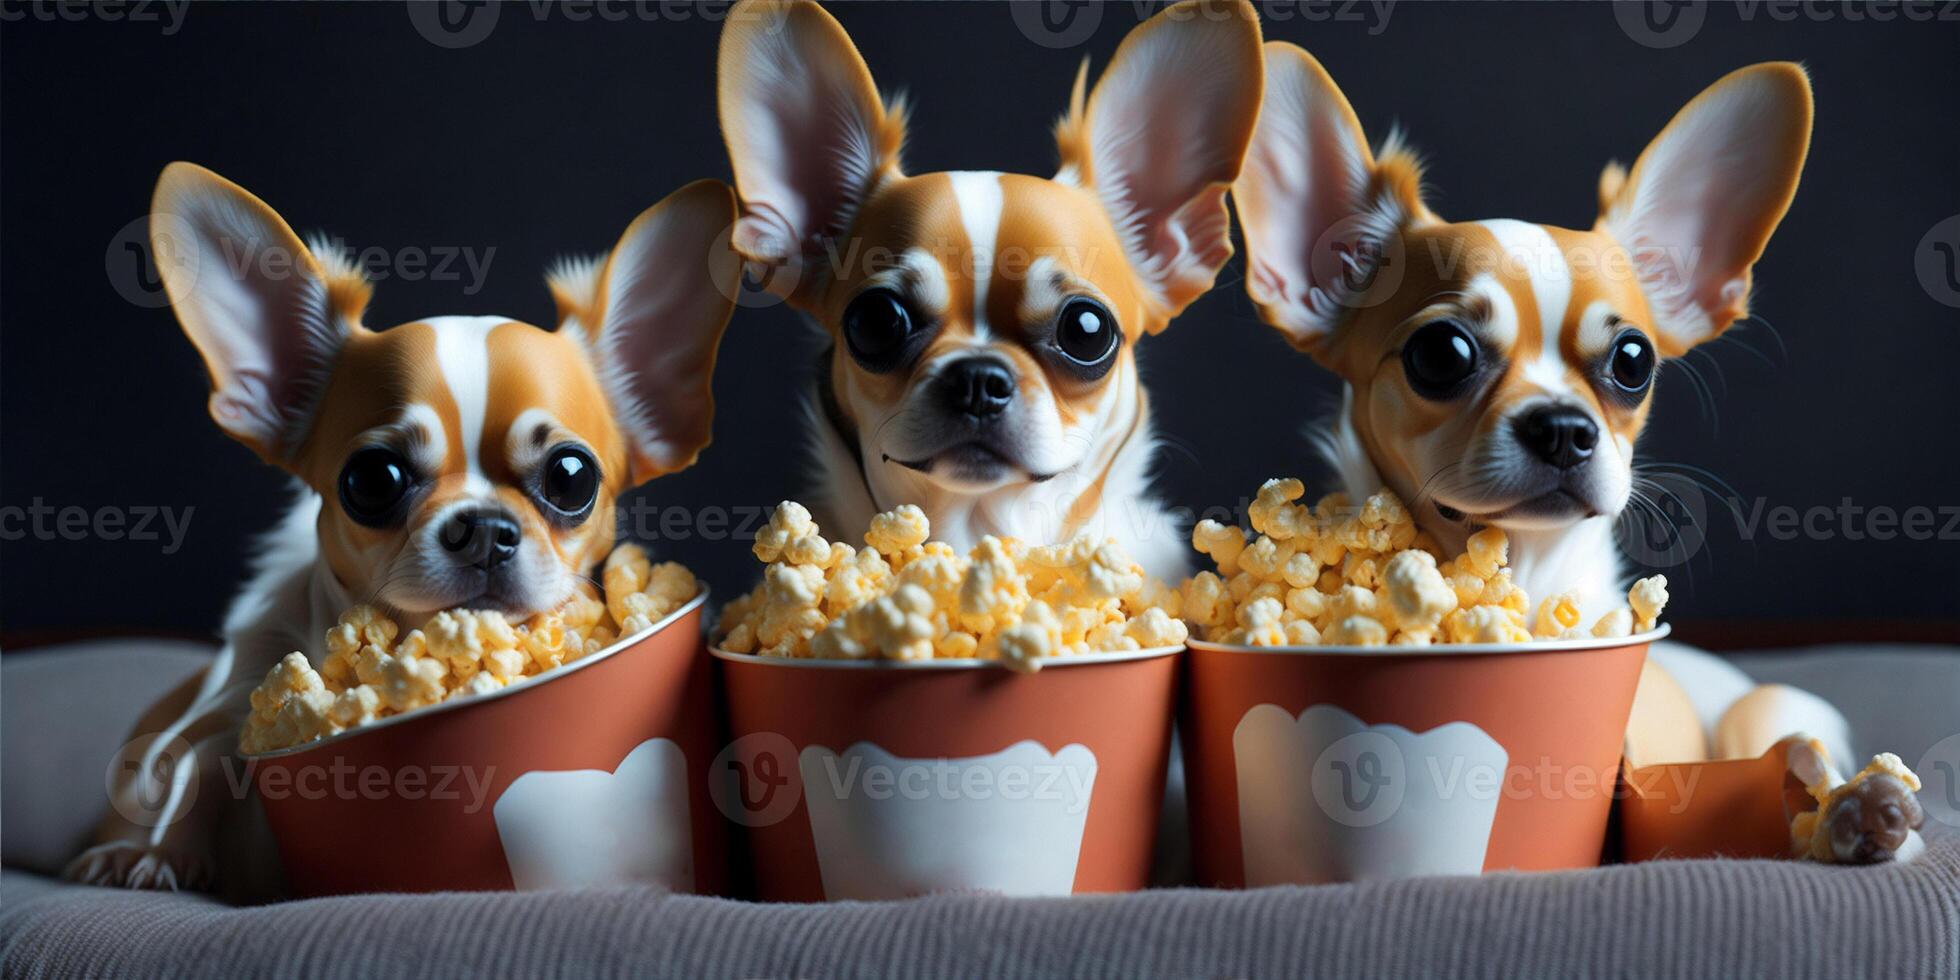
[1705,314,1784,369]
[1633,460,1741,503]
[1662,354,1720,430]
[1408,462,1464,517]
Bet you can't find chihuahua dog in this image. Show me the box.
[67,164,739,890]
[715,0,1264,578]
[1233,47,1916,862]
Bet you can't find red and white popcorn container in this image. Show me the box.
[246,592,729,897]
[1182,628,1660,886]
[712,646,1181,901]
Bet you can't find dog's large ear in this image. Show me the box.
[151,163,367,464]
[552,180,741,485]
[1233,43,1431,355]
[1597,63,1812,356]
[718,0,904,303]
[1054,0,1263,332]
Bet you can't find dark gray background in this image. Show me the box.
[3,1,1957,642]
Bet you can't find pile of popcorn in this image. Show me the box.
[240,544,697,754]
[714,502,1188,670]
[1182,478,1668,647]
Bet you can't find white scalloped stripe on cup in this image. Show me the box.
[1234,703,1507,884]
[492,737,693,891]
[797,739,1098,899]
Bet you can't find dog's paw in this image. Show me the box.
[63,841,215,892]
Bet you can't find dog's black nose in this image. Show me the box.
[941,358,1016,419]
[1514,405,1599,469]
[441,510,522,568]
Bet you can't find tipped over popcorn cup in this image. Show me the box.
[240,546,729,897]
[711,502,1188,901]
[1174,479,1667,885]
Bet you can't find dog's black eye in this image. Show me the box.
[1403,320,1480,398]
[1055,298,1119,366]
[1608,328,1656,393]
[843,288,916,372]
[338,448,413,526]
[539,444,600,520]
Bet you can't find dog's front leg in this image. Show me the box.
[65,646,254,891]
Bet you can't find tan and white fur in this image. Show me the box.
[715,0,1264,579]
[1234,47,1910,861]
[67,164,740,891]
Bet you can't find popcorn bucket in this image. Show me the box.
[247,592,727,897]
[1182,628,1661,886]
[712,646,1181,901]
